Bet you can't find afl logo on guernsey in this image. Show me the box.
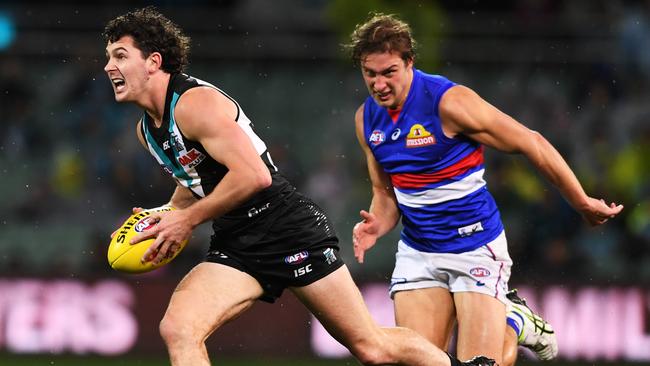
[406,124,436,148]
[369,130,386,146]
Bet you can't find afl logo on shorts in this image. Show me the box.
[369,130,385,146]
[134,217,157,232]
[285,251,309,264]
[470,267,490,278]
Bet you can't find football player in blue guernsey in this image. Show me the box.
[102,7,495,366]
[347,13,624,366]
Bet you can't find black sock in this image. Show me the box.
[447,352,463,366]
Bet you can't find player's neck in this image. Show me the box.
[140,72,171,127]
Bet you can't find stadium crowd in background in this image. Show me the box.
[0,1,648,286]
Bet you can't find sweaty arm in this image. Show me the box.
[352,104,401,263]
[173,87,272,226]
[133,88,272,263]
[439,85,623,225]
[168,183,198,209]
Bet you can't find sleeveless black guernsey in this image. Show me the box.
[139,73,294,236]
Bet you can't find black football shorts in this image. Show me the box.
[205,190,344,303]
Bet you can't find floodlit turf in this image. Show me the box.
[0,355,644,366]
[0,355,358,366]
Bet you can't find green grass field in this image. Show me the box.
[0,355,644,366]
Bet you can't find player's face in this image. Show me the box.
[360,51,413,109]
[104,36,151,103]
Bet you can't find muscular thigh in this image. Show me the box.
[394,288,455,350]
[163,262,264,337]
[290,265,380,347]
[454,292,505,365]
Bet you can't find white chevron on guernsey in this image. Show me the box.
[393,169,487,207]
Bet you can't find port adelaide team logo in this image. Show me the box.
[406,124,436,147]
[323,248,337,265]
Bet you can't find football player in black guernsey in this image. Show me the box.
[103,7,495,366]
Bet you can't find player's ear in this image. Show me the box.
[147,52,163,73]
[404,57,414,69]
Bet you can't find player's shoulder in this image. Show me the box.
[416,69,456,90]
[355,102,365,118]
[172,76,238,136]
[172,73,228,103]
[175,77,234,114]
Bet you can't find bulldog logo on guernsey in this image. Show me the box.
[406,124,436,147]
[369,129,386,146]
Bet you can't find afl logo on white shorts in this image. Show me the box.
[470,267,490,277]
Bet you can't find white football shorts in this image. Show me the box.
[389,230,512,304]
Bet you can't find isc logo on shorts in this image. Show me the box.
[285,251,309,264]
[293,264,312,277]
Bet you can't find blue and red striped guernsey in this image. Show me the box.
[363,69,504,253]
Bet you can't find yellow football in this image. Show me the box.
[107,206,188,273]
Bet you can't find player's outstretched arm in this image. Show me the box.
[438,85,623,225]
[353,104,401,263]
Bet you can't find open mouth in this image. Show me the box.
[376,92,391,101]
[111,78,126,92]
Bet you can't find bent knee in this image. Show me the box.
[159,314,197,345]
[159,316,179,343]
[349,339,394,365]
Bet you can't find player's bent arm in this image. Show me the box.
[174,87,272,227]
[168,184,197,209]
[355,104,401,236]
[438,85,616,216]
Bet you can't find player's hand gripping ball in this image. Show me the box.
[107,206,188,273]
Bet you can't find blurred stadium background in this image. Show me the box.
[1,0,649,365]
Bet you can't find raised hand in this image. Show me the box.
[579,197,624,226]
[352,210,381,264]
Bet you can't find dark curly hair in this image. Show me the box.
[103,6,190,74]
[344,13,417,68]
